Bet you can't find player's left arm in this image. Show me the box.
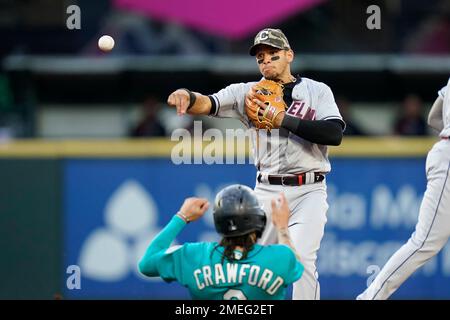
[278,84,345,146]
[280,117,344,146]
[251,97,344,145]
[138,198,209,277]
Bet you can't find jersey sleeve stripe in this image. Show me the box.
[208,95,221,117]
[207,95,216,116]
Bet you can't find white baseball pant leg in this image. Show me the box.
[255,182,328,300]
[358,140,450,300]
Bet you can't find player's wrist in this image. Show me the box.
[274,111,285,127]
[176,211,190,223]
[179,88,197,110]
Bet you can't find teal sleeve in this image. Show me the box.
[138,215,186,279]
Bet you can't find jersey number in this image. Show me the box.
[223,289,247,300]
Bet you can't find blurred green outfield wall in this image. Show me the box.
[0,159,61,299]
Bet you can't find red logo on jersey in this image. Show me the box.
[286,101,316,120]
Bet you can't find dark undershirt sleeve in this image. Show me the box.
[281,116,344,146]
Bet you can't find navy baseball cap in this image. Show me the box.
[249,28,291,56]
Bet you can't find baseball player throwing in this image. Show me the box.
[138,185,304,300]
[167,28,345,299]
[357,77,450,300]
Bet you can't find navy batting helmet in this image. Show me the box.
[213,184,266,237]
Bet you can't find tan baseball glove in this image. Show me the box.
[245,79,287,130]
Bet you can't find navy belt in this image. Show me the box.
[257,173,325,186]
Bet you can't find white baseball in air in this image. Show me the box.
[98,35,115,52]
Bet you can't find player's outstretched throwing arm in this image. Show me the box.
[167,88,213,116]
[138,198,209,277]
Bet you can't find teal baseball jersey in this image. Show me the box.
[139,215,304,300]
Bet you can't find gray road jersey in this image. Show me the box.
[438,78,450,138]
[210,77,344,174]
